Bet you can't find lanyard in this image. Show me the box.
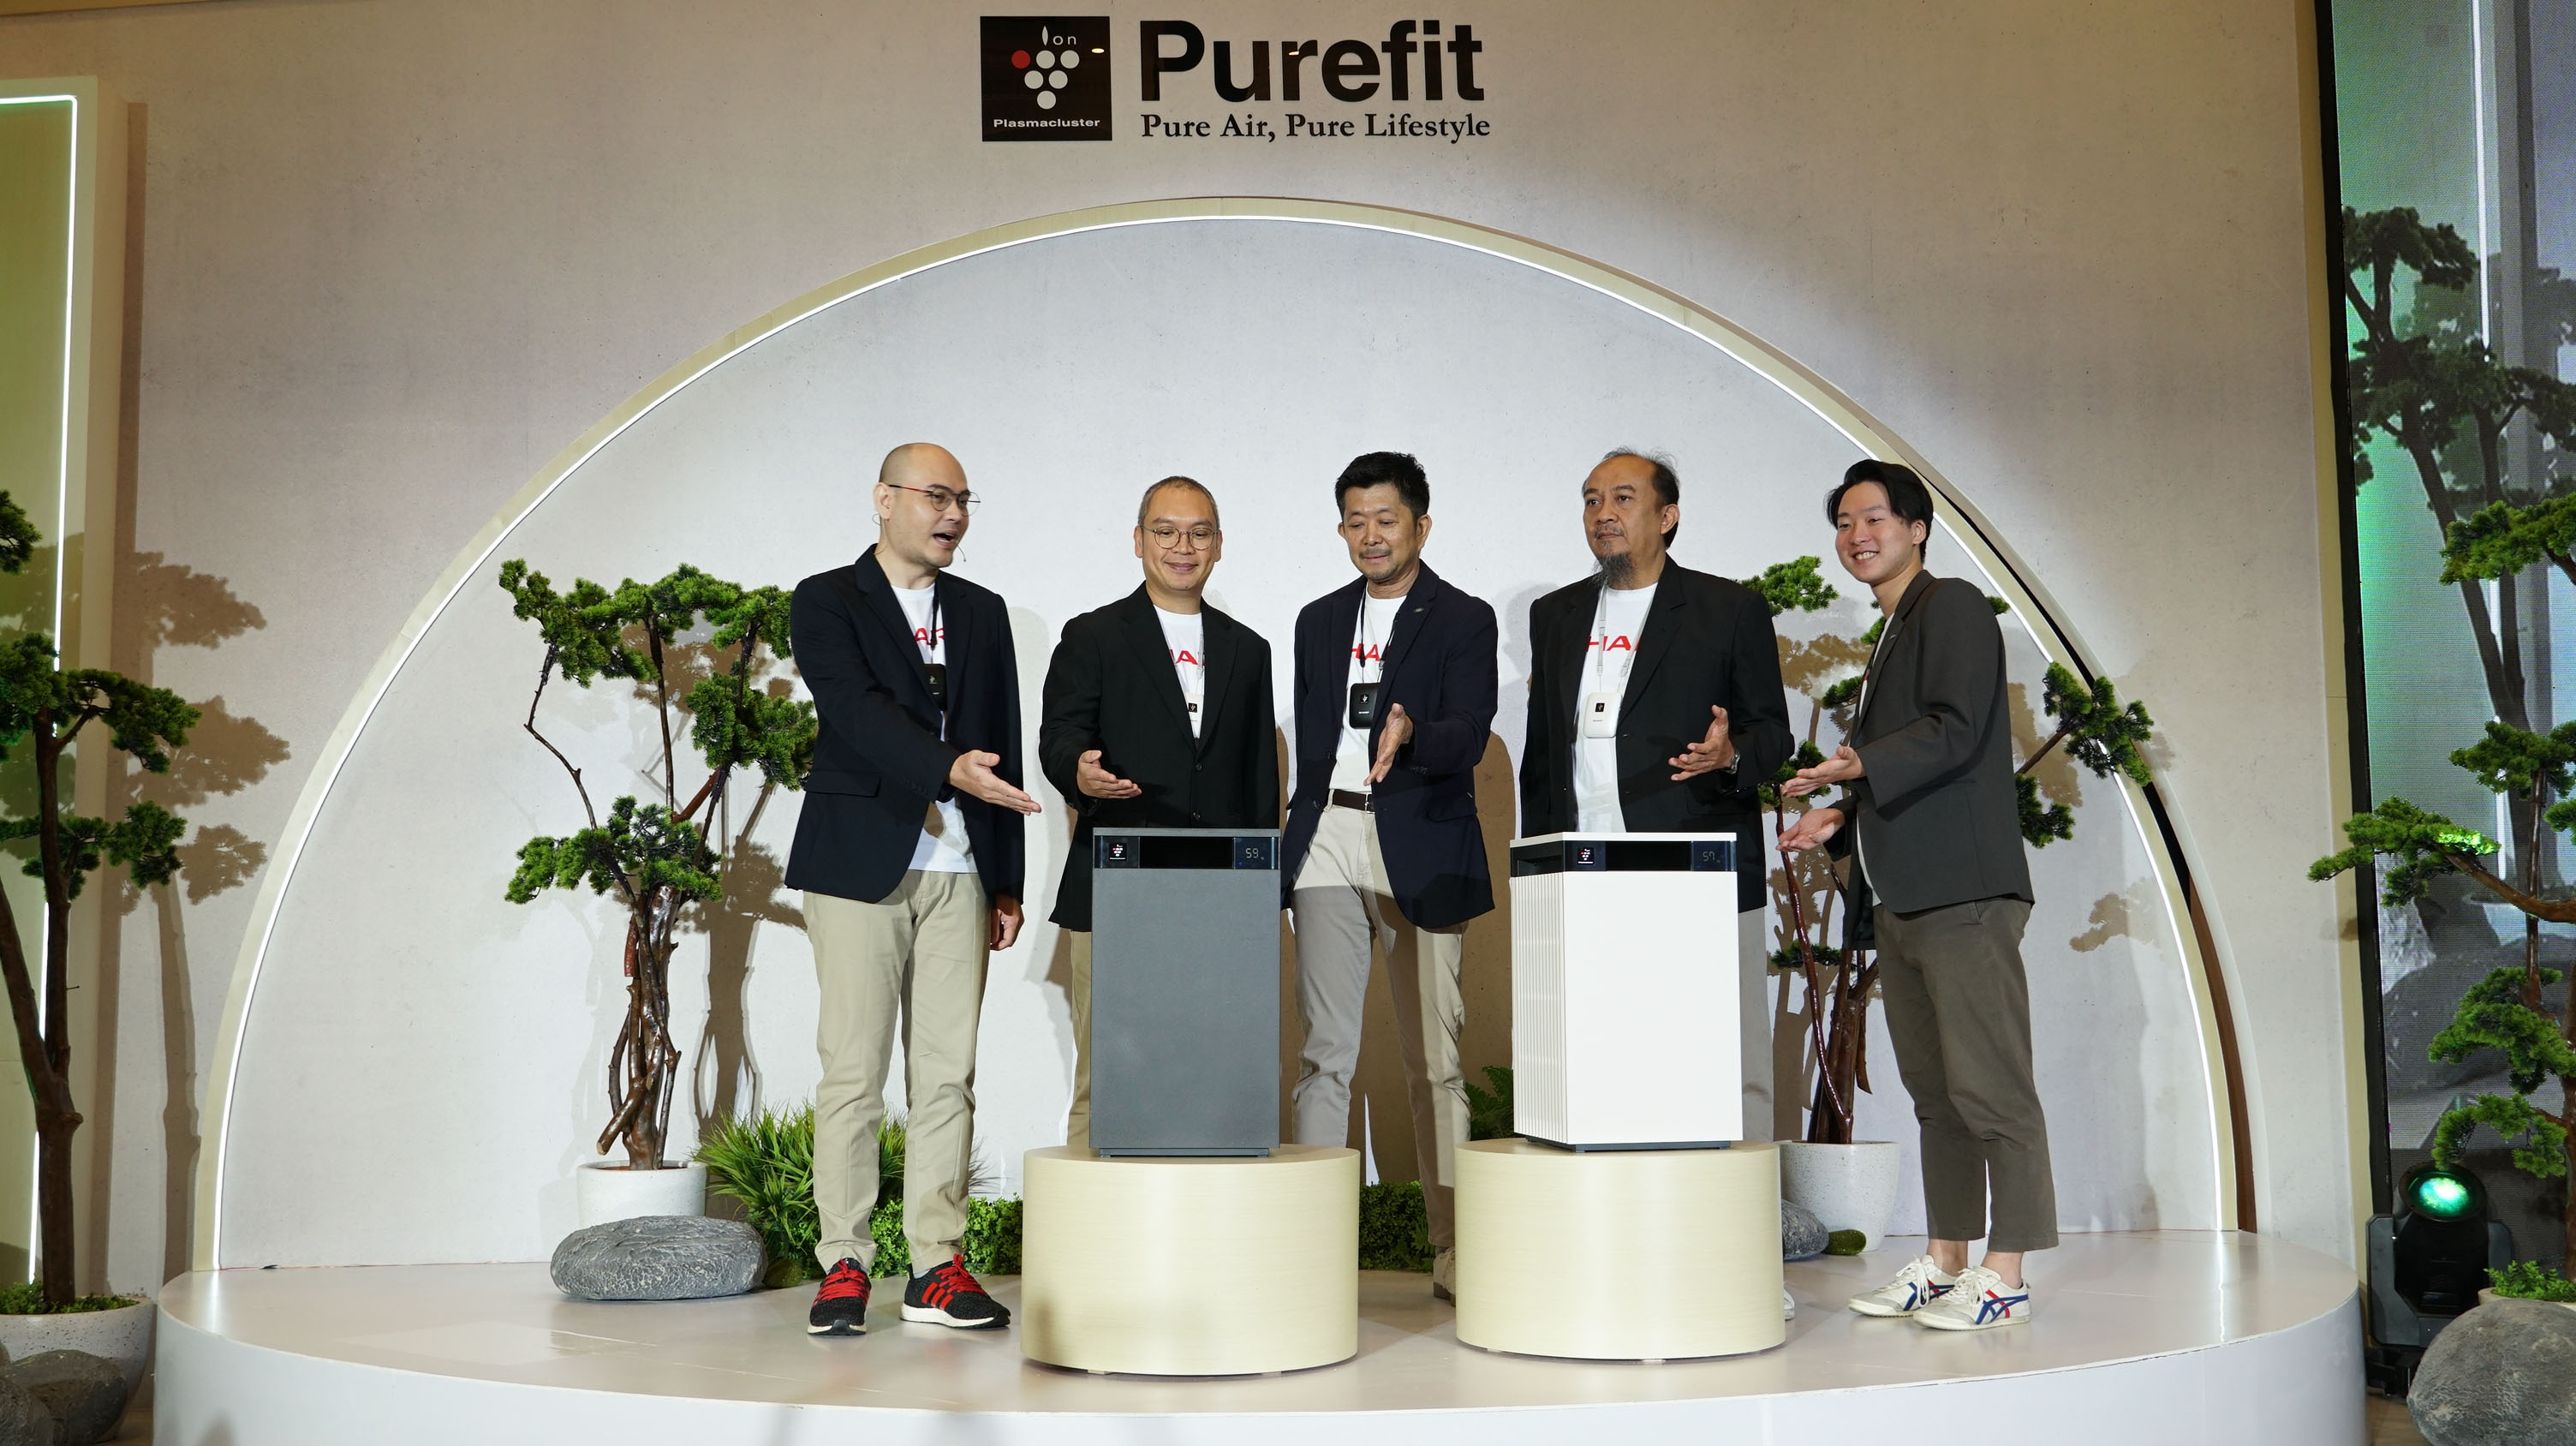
[1588,582,1639,697]
[1353,595,1387,684]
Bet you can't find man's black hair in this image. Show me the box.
[1335,451,1430,519]
[1599,448,1680,545]
[1826,459,1934,559]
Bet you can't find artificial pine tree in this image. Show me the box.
[0,494,196,1306]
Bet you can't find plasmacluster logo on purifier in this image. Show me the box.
[981,16,1112,141]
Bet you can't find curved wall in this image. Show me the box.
[202,209,2221,1267]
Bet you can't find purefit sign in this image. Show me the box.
[979,16,1491,145]
[981,16,1112,141]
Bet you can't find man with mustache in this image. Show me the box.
[1520,449,1792,1144]
[787,442,1039,1338]
[1780,459,2054,1332]
[1039,475,1280,1151]
[1280,451,1498,1301]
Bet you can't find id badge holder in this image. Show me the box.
[925,662,948,709]
[1581,690,1619,739]
[1347,681,1380,728]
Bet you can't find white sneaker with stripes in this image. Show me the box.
[1846,1255,1959,1318]
[1912,1264,2033,1330]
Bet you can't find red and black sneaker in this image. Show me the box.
[808,1257,873,1336]
[901,1253,1011,1329]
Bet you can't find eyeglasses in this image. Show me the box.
[1145,524,1216,550]
[889,483,980,514]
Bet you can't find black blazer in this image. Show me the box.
[1038,587,1279,932]
[1280,565,1499,930]
[1520,561,1792,911]
[784,547,1026,905]
[1828,571,2032,913]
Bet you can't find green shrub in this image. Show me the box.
[963,1198,1024,1276]
[1463,1065,1515,1142]
[2490,1260,2576,1302]
[700,1102,1012,1284]
[1360,1180,1434,1271]
[0,1283,136,1316]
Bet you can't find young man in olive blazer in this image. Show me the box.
[1037,476,1279,1150]
[1782,458,2055,1334]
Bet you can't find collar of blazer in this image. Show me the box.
[1116,584,1238,748]
[1327,564,1446,686]
[852,546,943,698]
[1615,561,1697,714]
[1854,569,1942,731]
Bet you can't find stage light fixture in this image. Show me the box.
[2393,1162,2492,1317]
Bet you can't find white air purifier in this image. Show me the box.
[1508,832,1740,1149]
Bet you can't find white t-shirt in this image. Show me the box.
[892,581,975,874]
[1574,581,1657,833]
[1330,592,1409,792]
[1157,606,1207,738]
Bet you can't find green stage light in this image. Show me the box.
[2412,1171,2475,1220]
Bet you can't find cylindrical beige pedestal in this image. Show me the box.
[1456,1138,1783,1359]
[1020,1144,1358,1375]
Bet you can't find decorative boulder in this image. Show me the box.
[1780,1199,1828,1261]
[0,1374,48,1446]
[2411,1299,2576,1446]
[551,1215,763,1302]
[4,1350,122,1446]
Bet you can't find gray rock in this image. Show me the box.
[1780,1198,1828,1261]
[2411,1298,2576,1446]
[551,1215,762,1301]
[3,1352,119,1446]
[0,1375,48,1446]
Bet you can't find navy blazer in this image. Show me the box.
[1280,565,1499,929]
[1037,587,1279,932]
[1519,561,1792,912]
[783,547,1026,905]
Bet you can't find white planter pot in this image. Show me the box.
[1778,1140,1902,1246]
[0,1297,153,1396]
[575,1159,707,1228]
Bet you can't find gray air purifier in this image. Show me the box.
[1088,828,1283,1156]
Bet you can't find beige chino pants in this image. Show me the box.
[1289,804,1468,1250]
[806,871,989,1274]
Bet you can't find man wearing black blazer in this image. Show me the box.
[785,444,1039,1339]
[1039,475,1279,1150]
[1521,450,1793,1142]
[1281,452,1497,1301]
[1782,460,2054,1333]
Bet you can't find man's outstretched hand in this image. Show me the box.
[950,750,1041,814]
[1669,704,1738,780]
[1366,703,1415,786]
[1075,749,1142,800]
[1780,744,1864,798]
[1777,805,1845,854]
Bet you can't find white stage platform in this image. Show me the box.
[153,1232,2360,1444]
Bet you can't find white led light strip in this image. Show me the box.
[193,198,2234,1266]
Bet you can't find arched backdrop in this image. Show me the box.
[192,200,2235,1269]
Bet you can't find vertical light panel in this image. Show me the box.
[0,78,127,1288]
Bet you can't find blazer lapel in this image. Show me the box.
[1619,566,1689,715]
[1118,587,1195,737]
[1856,571,1940,731]
[1374,567,1437,686]
[856,547,933,693]
[1196,606,1240,753]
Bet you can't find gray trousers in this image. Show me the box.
[806,873,989,1273]
[1289,805,1468,1250]
[1875,895,2058,1252]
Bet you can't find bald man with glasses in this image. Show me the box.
[1038,475,1280,1150]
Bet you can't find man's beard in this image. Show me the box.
[1595,547,1636,589]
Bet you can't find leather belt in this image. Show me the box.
[1330,789,1374,813]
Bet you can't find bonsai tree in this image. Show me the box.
[500,561,814,1171]
[2341,206,2575,869]
[1750,556,2153,1143]
[0,493,196,1306]
[2312,724,2576,1268]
